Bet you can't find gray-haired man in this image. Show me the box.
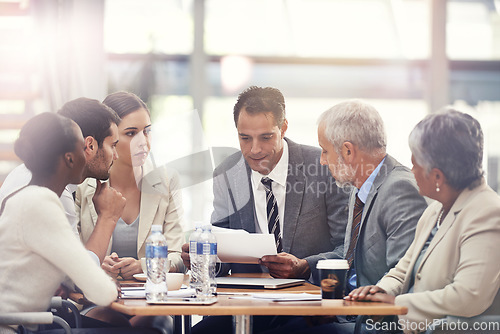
[312,100,428,332]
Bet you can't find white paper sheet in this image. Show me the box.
[229,293,321,302]
[212,228,277,264]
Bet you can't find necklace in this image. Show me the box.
[436,209,444,229]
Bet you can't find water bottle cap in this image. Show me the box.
[151,225,162,233]
[202,224,212,231]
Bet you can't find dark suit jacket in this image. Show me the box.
[344,155,428,287]
[211,138,350,284]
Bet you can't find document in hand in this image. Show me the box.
[211,226,277,264]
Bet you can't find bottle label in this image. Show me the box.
[146,245,168,258]
[197,242,217,255]
[190,241,197,254]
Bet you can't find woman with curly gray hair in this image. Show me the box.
[347,109,500,334]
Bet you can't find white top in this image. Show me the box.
[0,164,99,265]
[250,140,288,237]
[0,186,117,316]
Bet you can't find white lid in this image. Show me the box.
[151,225,162,232]
[316,259,349,270]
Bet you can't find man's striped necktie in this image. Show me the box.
[261,177,283,253]
[345,194,364,268]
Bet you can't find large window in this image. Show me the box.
[2,0,499,226]
[100,0,500,226]
[105,0,193,54]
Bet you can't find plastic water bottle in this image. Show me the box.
[196,224,217,298]
[145,225,169,302]
[206,225,218,295]
[188,222,203,291]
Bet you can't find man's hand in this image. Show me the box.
[86,181,126,264]
[345,285,394,303]
[93,180,126,222]
[181,243,191,270]
[259,252,311,279]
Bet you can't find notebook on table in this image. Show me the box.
[215,277,305,289]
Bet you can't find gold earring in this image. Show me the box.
[436,183,440,192]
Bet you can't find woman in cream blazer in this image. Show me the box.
[347,110,500,334]
[76,161,184,274]
[76,92,184,279]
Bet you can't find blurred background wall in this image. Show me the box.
[1,0,499,227]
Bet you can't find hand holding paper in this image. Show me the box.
[212,227,277,264]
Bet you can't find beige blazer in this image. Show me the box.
[377,180,500,333]
[76,160,184,272]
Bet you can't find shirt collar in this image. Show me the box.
[251,139,289,189]
[357,156,386,203]
[66,184,78,194]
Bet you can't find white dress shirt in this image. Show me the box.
[250,140,288,238]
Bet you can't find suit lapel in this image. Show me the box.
[283,138,305,253]
[359,155,396,236]
[415,182,486,273]
[401,205,441,292]
[137,163,163,253]
[85,179,99,227]
[83,178,112,255]
[227,155,256,232]
[240,163,256,232]
[343,189,357,257]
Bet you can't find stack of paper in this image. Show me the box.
[121,287,195,299]
[229,293,321,302]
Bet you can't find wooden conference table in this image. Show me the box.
[110,273,408,334]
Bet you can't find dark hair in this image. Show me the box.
[14,113,78,177]
[409,109,484,190]
[57,97,121,147]
[233,86,286,128]
[102,91,150,119]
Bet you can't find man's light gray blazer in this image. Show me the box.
[211,138,350,284]
[344,154,428,287]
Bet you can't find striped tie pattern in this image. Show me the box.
[345,194,364,268]
[261,177,283,253]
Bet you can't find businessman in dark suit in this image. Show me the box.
[212,86,349,283]
[187,86,349,334]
